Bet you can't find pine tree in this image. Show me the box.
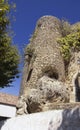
[0,0,20,88]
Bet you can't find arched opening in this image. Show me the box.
[43,67,59,80]
[47,71,58,80]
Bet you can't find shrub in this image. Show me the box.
[60,19,71,37]
[58,31,80,64]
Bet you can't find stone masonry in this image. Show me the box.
[17,16,80,115]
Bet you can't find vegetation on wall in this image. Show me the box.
[58,21,80,65]
[0,0,20,88]
[60,19,71,37]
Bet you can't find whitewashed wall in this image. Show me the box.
[1,107,80,130]
[0,104,16,118]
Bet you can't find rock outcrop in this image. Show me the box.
[17,15,80,115]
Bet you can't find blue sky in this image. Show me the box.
[0,0,80,95]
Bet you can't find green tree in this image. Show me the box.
[0,0,20,88]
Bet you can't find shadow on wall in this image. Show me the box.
[0,117,8,129]
[48,107,80,130]
[75,73,80,102]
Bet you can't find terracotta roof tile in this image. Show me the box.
[0,93,18,106]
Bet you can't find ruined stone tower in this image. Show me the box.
[17,16,80,115]
[20,16,65,94]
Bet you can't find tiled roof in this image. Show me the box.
[0,93,18,106]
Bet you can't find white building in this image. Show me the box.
[0,93,18,128]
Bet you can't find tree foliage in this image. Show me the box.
[0,0,20,88]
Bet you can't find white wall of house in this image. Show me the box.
[0,104,16,118]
